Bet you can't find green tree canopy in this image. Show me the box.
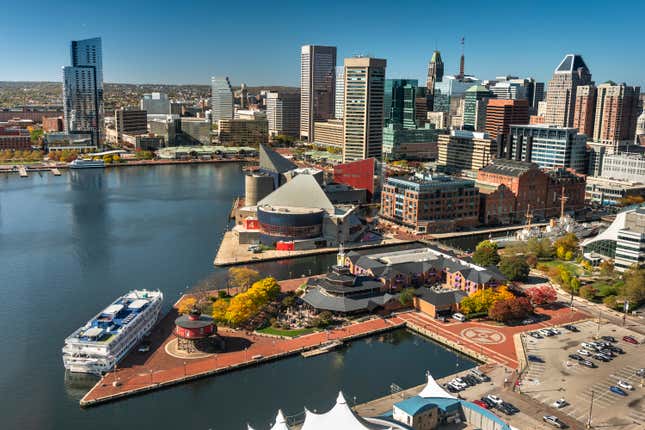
[472,240,501,267]
[499,256,530,281]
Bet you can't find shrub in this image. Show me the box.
[579,285,597,300]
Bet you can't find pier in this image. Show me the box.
[51,168,61,176]
[18,165,28,177]
[423,223,549,240]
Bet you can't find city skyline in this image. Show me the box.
[1,0,644,88]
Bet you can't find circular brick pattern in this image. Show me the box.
[460,327,506,344]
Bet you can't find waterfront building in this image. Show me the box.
[601,152,645,183]
[380,173,480,233]
[436,130,496,173]
[0,106,64,123]
[42,116,64,132]
[300,45,337,142]
[141,92,171,115]
[582,206,645,271]
[180,118,211,145]
[544,54,593,127]
[506,124,587,173]
[484,99,529,139]
[572,84,596,137]
[593,82,641,146]
[211,76,234,123]
[334,66,344,119]
[265,91,300,138]
[342,57,387,162]
[62,37,104,146]
[345,247,506,293]
[585,176,645,206]
[426,50,444,106]
[0,134,31,151]
[174,309,218,353]
[432,76,480,114]
[115,108,147,140]
[217,118,268,147]
[43,131,96,152]
[463,85,494,132]
[313,119,343,148]
[333,157,378,201]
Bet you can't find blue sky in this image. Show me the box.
[1,0,643,88]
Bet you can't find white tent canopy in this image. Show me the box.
[301,392,375,430]
[270,410,290,430]
[418,371,457,399]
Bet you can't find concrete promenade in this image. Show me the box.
[213,234,414,266]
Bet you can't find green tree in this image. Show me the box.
[228,267,261,292]
[472,240,501,267]
[499,256,530,281]
[554,233,579,255]
[603,295,618,310]
[399,287,416,306]
[570,277,581,294]
[620,266,645,305]
[599,260,614,277]
[579,285,597,300]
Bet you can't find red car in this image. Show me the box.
[623,336,639,344]
[473,400,489,409]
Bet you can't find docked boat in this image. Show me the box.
[62,290,163,375]
[69,158,105,169]
[301,340,343,358]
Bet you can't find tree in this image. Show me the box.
[489,297,533,322]
[282,295,295,308]
[581,260,593,272]
[603,295,618,310]
[525,285,558,306]
[472,240,501,267]
[459,286,514,315]
[526,238,555,259]
[499,256,530,281]
[177,297,197,314]
[570,277,581,294]
[526,254,538,268]
[228,267,260,292]
[554,233,579,255]
[399,287,416,306]
[579,285,597,300]
[620,267,645,305]
[599,260,614,277]
[211,299,230,322]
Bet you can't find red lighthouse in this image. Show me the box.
[174,309,217,353]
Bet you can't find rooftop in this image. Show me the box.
[479,159,540,177]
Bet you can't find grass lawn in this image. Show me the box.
[538,259,585,276]
[257,326,315,338]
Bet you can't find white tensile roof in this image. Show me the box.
[301,392,374,430]
[257,174,334,212]
[270,410,290,430]
[418,372,457,399]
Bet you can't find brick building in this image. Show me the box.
[484,99,529,139]
[436,130,496,174]
[380,174,480,233]
[42,116,65,132]
[545,168,586,218]
[572,85,596,138]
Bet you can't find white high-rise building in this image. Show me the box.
[211,76,233,123]
[62,37,104,145]
[342,57,387,162]
[300,45,337,142]
[335,66,345,119]
[266,92,300,137]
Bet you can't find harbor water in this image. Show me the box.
[0,164,475,430]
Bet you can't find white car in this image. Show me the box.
[552,398,567,408]
[549,328,561,335]
[617,380,633,391]
[539,329,553,337]
[450,379,467,389]
[577,349,590,356]
[581,342,599,351]
[486,394,503,405]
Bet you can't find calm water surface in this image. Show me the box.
[0,164,474,430]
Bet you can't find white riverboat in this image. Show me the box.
[69,159,105,169]
[62,290,163,375]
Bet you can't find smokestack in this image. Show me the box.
[506,135,513,160]
[525,136,533,162]
[515,135,523,161]
[496,134,504,158]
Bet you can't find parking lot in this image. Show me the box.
[521,320,644,429]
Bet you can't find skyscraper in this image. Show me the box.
[300,45,337,142]
[593,82,641,145]
[141,92,171,115]
[334,66,345,119]
[384,79,419,128]
[266,91,301,137]
[426,50,444,98]
[62,37,104,145]
[572,85,596,138]
[463,85,495,131]
[485,99,530,139]
[211,76,233,123]
[544,54,592,127]
[342,57,386,162]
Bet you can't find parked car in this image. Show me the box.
[552,398,567,408]
[521,318,535,325]
[473,399,489,409]
[528,354,544,363]
[581,342,600,351]
[601,335,617,343]
[528,331,542,339]
[568,354,583,361]
[445,383,460,393]
[563,324,579,332]
[539,328,554,337]
[543,415,565,428]
[617,380,633,391]
[486,394,503,405]
[637,368,645,377]
[593,353,611,362]
[608,345,624,354]
[623,336,639,344]
[496,402,515,415]
[503,402,519,413]
[452,312,466,322]
[480,397,496,409]
[548,327,561,335]
[610,385,628,396]
[579,359,596,368]
[137,342,150,353]
[576,349,590,357]
[599,348,615,357]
